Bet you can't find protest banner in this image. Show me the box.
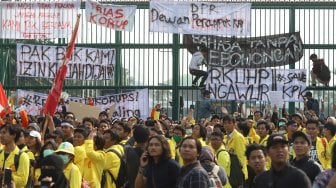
[0,1,80,39]
[150,1,251,35]
[268,91,283,107]
[184,32,303,68]
[274,69,307,102]
[68,101,101,121]
[92,89,149,119]
[86,0,136,31]
[206,68,306,102]
[17,90,46,116]
[16,43,116,80]
[17,88,149,119]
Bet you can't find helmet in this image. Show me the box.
[55,142,74,155]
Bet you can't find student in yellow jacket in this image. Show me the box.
[103,129,122,188]
[306,119,329,169]
[322,123,336,169]
[256,120,271,169]
[84,129,105,188]
[210,131,231,188]
[171,126,186,166]
[55,142,82,188]
[0,125,30,188]
[113,121,131,146]
[191,124,207,146]
[223,115,248,179]
[73,128,89,175]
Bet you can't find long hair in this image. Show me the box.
[146,135,172,163]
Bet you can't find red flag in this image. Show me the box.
[0,83,11,118]
[44,14,81,116]
[65,14,81,60]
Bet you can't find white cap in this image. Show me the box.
[29,130,41,141]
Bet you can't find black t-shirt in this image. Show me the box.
[124,146,144,188]
[253,164,311,188]
[144,159,181,188]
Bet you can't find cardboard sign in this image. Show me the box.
[68,101,101,121]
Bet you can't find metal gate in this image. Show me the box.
[0,1,335,120]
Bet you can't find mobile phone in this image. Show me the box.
[41,180,52,188]
[4,168,12,187]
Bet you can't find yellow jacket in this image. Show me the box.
[0,147,30,188]
[64,162,82,188]
[104,145,122,188]
[224,129,248,179]
[316,137,329,169]
[84,140,105,188]
[258,135,269,146]
[324,137,336,170]
[257,135,271,169]
[249,127,260,144]
[213,145,231,188]
[167,138,176,159]
[74,145,86,175]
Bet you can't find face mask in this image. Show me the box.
[58,154,70,164]
[186,128,192,135]
[43,149,54,158]
[172,135,182,143]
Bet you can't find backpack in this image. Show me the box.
[101,149,128,188]
[217,149,244,187]
[0,150,33,188]
[207,165,222,188]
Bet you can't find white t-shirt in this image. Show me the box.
[189,51,206,70]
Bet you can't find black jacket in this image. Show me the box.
[253,164,311,188]
[291,155,323,184]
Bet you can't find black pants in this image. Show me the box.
[189,69,208,86]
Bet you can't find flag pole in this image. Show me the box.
[42,14,81,139]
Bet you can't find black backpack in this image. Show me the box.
[217,149,244,187]
[101,149,128,188]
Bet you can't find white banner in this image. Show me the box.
[18,89,149,119]
[16,43,115,80]
[86,0,136,31]
[206,68,307,102]
[0,1,80,39]
[150,2,251,35]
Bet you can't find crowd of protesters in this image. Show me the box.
[0,90,336,188]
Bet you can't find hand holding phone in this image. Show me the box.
[140,151,149,167]
[4,168,12,187]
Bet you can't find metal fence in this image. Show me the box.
[0,1,336,120]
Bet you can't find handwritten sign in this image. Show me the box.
[184,32,303,68]
[150,2,251,35]
[86,0,136,31]
[0,1,80,39]
[18,89,149,119]
[16,43,115,80]
[268,91,283,107]
[206,68,307,101]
